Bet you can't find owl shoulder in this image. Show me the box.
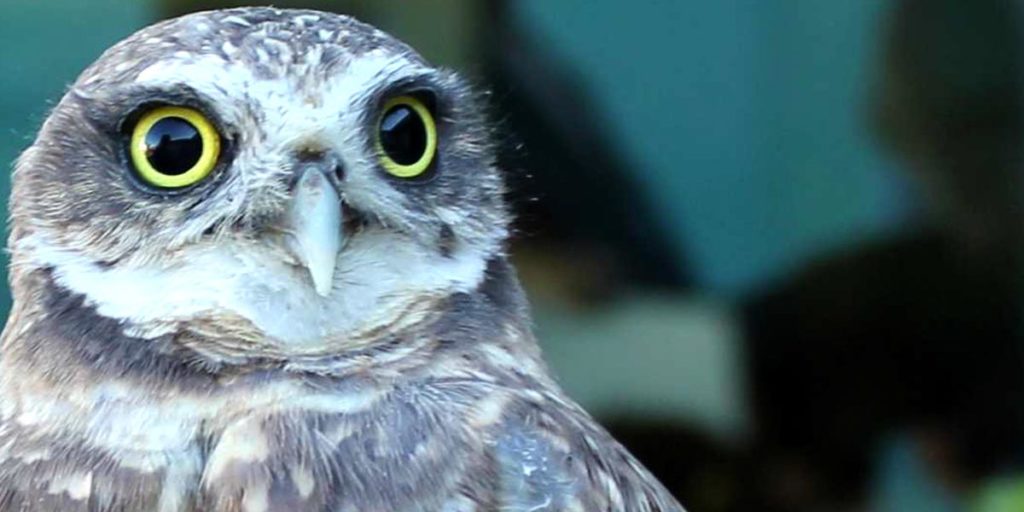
[468,382,686,512]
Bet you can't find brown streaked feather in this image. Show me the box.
[0,260,684,511]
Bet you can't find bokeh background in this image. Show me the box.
[3,1,1024,510]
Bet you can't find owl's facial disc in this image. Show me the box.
[283,163,343,297]
[10,8,513,353]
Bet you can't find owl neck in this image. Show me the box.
[0,255,538,393]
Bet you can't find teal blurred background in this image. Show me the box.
[3,1,1024,511]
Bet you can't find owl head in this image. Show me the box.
[9,8,510,356]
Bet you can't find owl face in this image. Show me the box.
[10,9,509,352]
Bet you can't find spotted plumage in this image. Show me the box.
[0,8,685,511]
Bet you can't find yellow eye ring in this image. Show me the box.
[129,106,221,189]
[376,95,437,179]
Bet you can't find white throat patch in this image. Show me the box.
[17,228,487,348]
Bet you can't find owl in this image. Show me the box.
[0,8,685,512]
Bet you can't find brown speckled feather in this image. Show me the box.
[0,261,682,511]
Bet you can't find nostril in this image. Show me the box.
[290,147,344,190]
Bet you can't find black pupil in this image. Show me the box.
[380,105,428,166]
[144,117,204,175]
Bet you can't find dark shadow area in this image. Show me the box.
[744,1,1024,509]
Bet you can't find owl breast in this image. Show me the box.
[0,373,523,511]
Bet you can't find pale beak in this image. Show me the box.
[284,167,343,297]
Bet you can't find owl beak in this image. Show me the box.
[284,167,343,297]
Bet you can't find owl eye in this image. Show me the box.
[376,95,437,179]
[129,106,221,189]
